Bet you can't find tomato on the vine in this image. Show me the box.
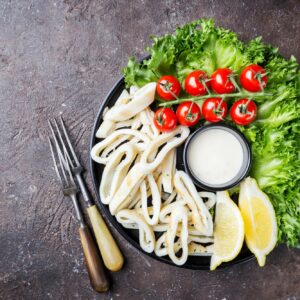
[230,98,257,125]
[240,64,268,92]
[153,108,177,132]
[211,68,235,94]
[176,101,201,127]
[156,75,181,100]
[202,98,228,123]
[184,70,210,96]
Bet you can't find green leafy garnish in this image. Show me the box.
[122,18,300,247]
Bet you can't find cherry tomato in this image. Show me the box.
[156,75,181,100]
[154,108,177,132]
[202,98,228,123]
[230,98,257,125]
[184,70,210,96]
[176,101,201,127]
[211,68,235,94]
[240,64,268,92]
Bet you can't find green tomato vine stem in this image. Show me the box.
[158,91,272,107]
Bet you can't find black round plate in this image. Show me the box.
[89,75,254,270]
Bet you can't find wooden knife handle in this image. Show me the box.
[87,205,124,272]
[79,225,110,292]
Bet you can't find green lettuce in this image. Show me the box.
[123,19,249,86]
[122,19,300,246]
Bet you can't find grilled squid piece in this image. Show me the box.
[188,235,214,243]
[101,134,131,158]
[188,243,214,256]
[96,83,155,138]
[91,128,151,164]
[162,190,177,206]
[153,223,169,232]
[141,175,161,225]
[199,192,216,210]
[104,82,156,122]
[109,163,147,215]
[96,89,131,138]
[166,205,189,265]
[177,192,216,210]
[155,232,214,259]
[140,126,190,170]
[100,143,138,204]
[174,171,213,236]
[116,209,155,253]
[159,200,186,223]
[109,126,189,215]
[155,233,167,256]
[109,163,162,215]
[115,115,142,130]
[128,169,161,209]
[140,108,159,138]
[161,149,176,194]
[155,232,181,257]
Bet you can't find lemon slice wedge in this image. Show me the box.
[238,177,277,267]
[210,191,244,270]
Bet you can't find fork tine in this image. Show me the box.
[61,145,76,186]
[52,127,69,182]
[48,136,64,185]
[56,144,69,185]
[49,125,77,188]
[49,120,64,167]
[59,115,80,166]
[52,118,75,169]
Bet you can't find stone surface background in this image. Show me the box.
[0,0,299,299]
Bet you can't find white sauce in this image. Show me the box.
[187,129,244,185]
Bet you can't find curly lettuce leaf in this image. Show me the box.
[122,18,300,247]
[122,57,158,87]
[123,19,249,86]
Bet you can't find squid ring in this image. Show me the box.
[116,209,155,253]
[166,205,189,266]
[91,128,151,165]
[96,89,131,138]
[141,175,161,225]
[104,82,156,122]
[174,171,213,236]
[100,143,137,204]
[140,126,190,170]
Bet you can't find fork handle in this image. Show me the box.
[87,205,124,272]
[79,225,110,292]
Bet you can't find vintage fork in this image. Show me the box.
[48,132,109,292]
[49,116,124,272]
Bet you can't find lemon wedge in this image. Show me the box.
[210,191,244,270]
[239,177,277,267]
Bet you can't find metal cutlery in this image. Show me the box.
[49,117,124,273]
[48,130,110,292]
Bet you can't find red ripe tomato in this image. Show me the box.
[230,98,257,125]
[211,68,235,94]
[153,108,177,132]
[156,75,181,100]
[202,98,228,123]
[176,101,201,127]
[184,70,210,96]
[240,64,268,92]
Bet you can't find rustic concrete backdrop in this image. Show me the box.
[0,0,299,299]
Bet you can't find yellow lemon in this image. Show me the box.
[210,191,244,271]
[239,177,277,267]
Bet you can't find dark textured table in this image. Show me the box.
[1,0,299,299]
